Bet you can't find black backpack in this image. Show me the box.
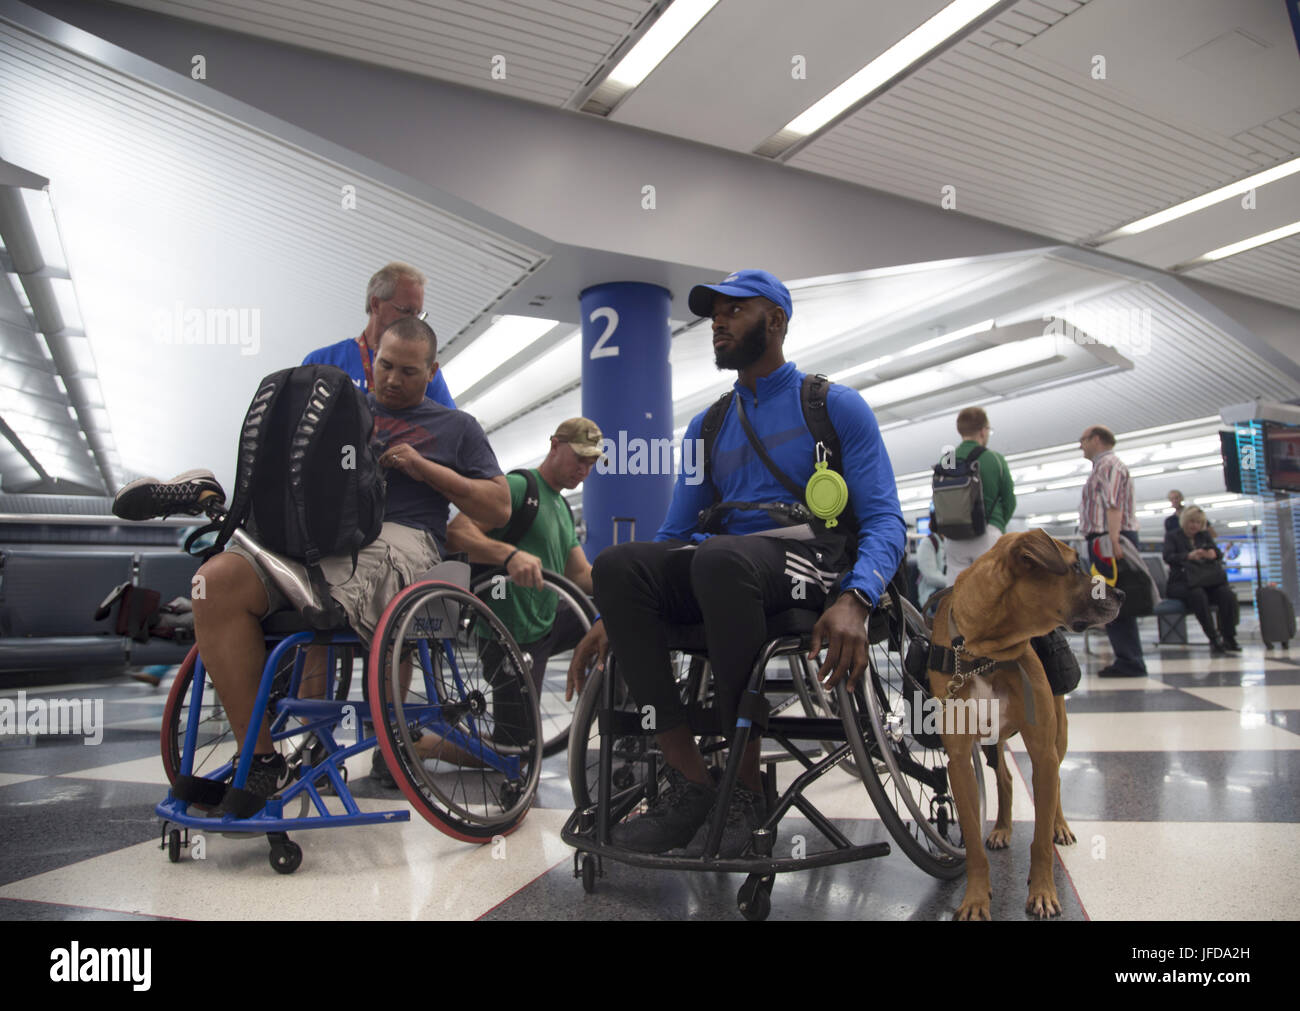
[212,365,386,617]
[498,468,577,545]
[698,374,859,553]
[931,445,987,540]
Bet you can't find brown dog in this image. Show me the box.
[929,529,1121,920]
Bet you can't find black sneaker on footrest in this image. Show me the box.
[219,752,291,818]
[113,469,226,521]
[683,780,771,859]
[608,766,716,854]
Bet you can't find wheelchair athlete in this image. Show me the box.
[117,318,510,811]
[568,269,906,858]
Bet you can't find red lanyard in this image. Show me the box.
[356,335,373,390]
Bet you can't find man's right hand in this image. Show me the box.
[566,619,608,701]
[506,549,545,590]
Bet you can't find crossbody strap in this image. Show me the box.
[734,394,805,501]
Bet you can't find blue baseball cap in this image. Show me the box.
[688,269,793,321]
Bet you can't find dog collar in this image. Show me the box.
[929,610,1037,726]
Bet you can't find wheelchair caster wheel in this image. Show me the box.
[499,780,523,810]
[737,874,773,922]
[269,841,302,874]
[167,829,181,864]
[580,854,599,894]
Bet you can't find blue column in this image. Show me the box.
[579,282,673,560]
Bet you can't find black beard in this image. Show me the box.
[714,316,768,371]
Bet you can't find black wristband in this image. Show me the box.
[504,549,520,568]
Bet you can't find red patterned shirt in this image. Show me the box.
[1080,450,1136,535]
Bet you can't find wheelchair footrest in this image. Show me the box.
[221,786,267,819]
[173,774,227,809]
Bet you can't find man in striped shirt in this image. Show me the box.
[1079,425,1146,677]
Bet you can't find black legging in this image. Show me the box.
[1167,582,1237,642]
[592,535,845,736]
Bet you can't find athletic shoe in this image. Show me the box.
[682,780,770,859]
[1223,636,1242,653]
[1097,664,1145,678]
[113,469,225,521]
[218,752,291,814]
[608,766,716,854]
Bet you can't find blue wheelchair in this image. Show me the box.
[563,582,986,919]
[156,504,545,873]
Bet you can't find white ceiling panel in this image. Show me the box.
[111,0,659,107]
[0,16,546,491]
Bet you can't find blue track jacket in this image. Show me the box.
[656,362,906,604]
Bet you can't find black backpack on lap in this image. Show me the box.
[211,365,386,623]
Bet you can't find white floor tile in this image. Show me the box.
[1062,711,1300,751]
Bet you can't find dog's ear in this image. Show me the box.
[1015,529,1070,575]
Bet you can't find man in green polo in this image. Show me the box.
[944,406,1017,578]
[446,418,599,736]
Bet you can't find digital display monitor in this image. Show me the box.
[1263,422,1300,493]
[916,515,931,537]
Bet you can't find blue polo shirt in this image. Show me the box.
[657,362,906,604]
[303,338,455,408]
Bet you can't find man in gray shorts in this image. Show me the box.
[124,318,510,808]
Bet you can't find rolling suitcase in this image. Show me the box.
[1257,585,1295,649]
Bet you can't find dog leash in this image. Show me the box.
[935,611,1037,726]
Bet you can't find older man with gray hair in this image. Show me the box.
[303,261,456,407]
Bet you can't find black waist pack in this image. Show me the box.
[1032,627,1080,696]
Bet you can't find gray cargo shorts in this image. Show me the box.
[227,521,440,643]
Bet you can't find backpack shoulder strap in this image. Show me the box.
[215,367,294,552]
[967,445,987,464]
[701,391,734,501]
[800,374,842,475]
[499,468,540,545]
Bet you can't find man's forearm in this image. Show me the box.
[1106,507,1123,554]
[446,514,515,565]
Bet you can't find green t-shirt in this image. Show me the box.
[482,469,581,644]
[956,440,1016,533]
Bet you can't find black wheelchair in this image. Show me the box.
[562,580,986,920]
[156,500,546,872]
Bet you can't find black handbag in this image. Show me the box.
[1185,558,1227,589]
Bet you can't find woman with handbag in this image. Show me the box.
[1163,505,1240,654]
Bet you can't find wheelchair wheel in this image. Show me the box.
[161,642,355,790]
[470,568,595,758]
[368,581,543,842]
[837,587,986,880]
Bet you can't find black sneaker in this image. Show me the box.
[1223,636,1242,653]
[683,781,770,859]
[219,752,291,815]
[608,767,716,854]
[113,469,225,521]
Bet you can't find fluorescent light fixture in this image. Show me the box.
[20,188,67,272]
[1045,476,1088,490]
[1227,520,1258,528]
[854,336,1057,407]
[830,354,895,384]
[606,0,720,88]
[1199,219,1300,262]
[1128,464,1169,478]
[1055,511,1079,522]
[1176,456,1225,471]
[1016,485,1039,495]
[782,0,1003,136]
[908,318,996,356]
[460,331,580,430]
[48,277,84,331]
[441,315,558,394]
[1103,156,1300,240]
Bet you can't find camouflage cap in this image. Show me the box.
[553,417,604,459]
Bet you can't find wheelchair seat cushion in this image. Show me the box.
[664,607,819,654]
[261,610,353,636]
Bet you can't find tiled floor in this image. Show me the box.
[2,634,1298,921]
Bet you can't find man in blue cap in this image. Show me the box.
[569,269,906,857]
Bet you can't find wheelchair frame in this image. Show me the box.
[157,575,545,874]
[561,584,984,920]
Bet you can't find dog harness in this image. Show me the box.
[928,610,1037,727]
